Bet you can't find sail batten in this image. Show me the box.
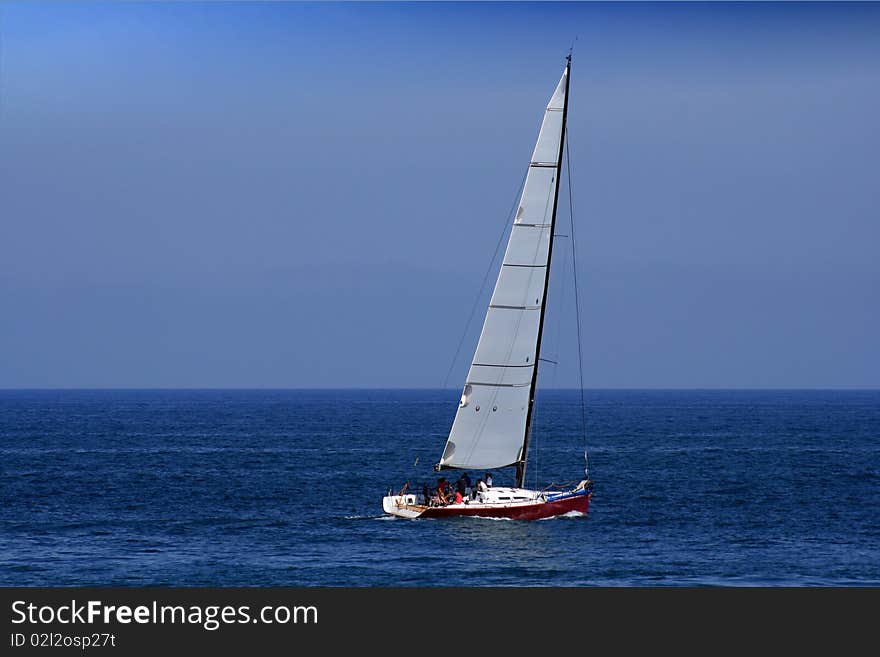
[438,63,569,472]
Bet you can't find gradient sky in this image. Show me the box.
[1,1,878,388]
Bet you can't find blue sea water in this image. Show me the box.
[1,389,878,586]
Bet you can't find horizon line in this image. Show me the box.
[2,387,879,393]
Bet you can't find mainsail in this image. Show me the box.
[437,60,570,476]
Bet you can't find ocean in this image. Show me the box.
[1,389,878,586]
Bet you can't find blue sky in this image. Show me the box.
[1,1,878,388]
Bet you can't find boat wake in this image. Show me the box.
[538,510,586,520]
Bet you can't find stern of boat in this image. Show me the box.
[382,493,425,519]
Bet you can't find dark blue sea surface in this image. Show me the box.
[1,389,878,586]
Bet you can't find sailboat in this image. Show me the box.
[383,55,592,520]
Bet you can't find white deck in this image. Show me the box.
[383,486,546,518]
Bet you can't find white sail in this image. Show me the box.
[438,65,568,472]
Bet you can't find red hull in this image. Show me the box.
[419,492,590,520]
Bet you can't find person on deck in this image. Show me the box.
[475,477,487,501]
[459,472,472,497]
[453,489,463,504]
[436,477,451,505]
[485,472,493,488]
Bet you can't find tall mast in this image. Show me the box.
[516,54,571,488]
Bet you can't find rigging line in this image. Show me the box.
[534,231,569,490]
[537,239,569,491]
[441,167,529,390]
[565,126,590,479]
[549,201,571,373]
[531,384,539,490]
